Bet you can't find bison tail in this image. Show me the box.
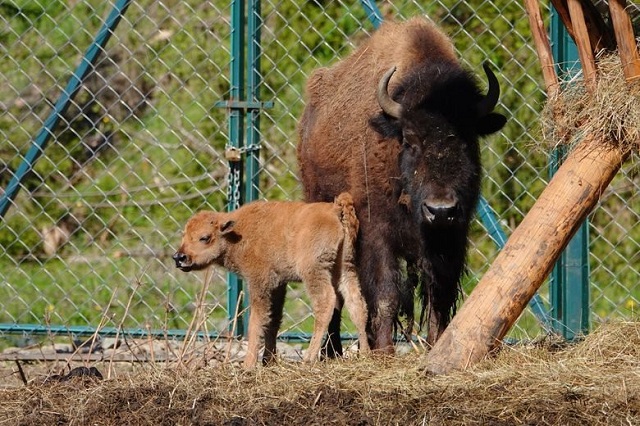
[335,192,359,256]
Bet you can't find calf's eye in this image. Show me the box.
[199,235,211,243]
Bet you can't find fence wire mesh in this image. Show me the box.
[0,0,638,348]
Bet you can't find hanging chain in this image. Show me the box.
[225,144,260,211]
[227,163,242,211]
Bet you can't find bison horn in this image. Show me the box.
[476,62,500,117]
[377,66,403,118]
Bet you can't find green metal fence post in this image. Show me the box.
[549,8,590,340]
[245,0,261,204]
[226,0,247,337]
[218,0,272,337]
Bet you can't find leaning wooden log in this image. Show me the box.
[424,137,626,374]
[424,0,639,375]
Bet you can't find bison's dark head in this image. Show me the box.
[370,62,506,228]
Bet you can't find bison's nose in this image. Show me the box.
[173,251,188,268]
[422,201,458,225]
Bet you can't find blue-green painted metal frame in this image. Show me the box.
[225,0,248,338]
[0,323,321,343]
[245,0,262,204]
[549,8,590,340]
[360,0,384,28]
[0,0,132,218]
[219,0,270,337]
[0,0,270,344]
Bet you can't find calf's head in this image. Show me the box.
[371,62,506,228]
[173,211,237,272]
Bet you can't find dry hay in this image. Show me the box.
[542,50,640,155]
[0,320,638,425]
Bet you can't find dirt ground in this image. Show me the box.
[0,321,638,425]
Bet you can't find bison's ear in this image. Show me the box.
[219,220,236,235]
[369,114,402,141]
[477,112,506,136]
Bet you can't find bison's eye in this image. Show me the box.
[199,235,212,243]
[403,141,419,155]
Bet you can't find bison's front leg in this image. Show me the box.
[262,283,287,366]
[426,280,459,346]
[424,228,466,346]
[427,306,447,346]
[360,242,400,355]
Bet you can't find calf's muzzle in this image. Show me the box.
[172,251,191,270]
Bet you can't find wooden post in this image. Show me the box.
[424,139,625,374]
[524,0,560,96]
[609,0,640,81]
[567,0,597,89]
[549,0,616,52]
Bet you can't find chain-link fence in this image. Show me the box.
[1,0,638,348]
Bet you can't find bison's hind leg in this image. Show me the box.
[321,309,344,359]
[359,243,401,355]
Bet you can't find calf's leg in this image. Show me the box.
[303,270,338,363]
[243,284,270,369]
[339,266,370,353]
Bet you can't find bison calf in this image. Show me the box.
[173,193,370,368]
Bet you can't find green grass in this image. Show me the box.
[0,255,218,328]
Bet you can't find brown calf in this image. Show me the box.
[173,193,369,368]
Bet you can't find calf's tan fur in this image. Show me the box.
[173,193,369,368]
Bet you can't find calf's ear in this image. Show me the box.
[219,220,236,235]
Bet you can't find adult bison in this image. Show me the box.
[297,17,506,355]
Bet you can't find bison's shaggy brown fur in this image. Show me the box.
[173,193,369,368]
[298,17,506,355]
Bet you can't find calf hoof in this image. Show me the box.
[243,357,258,370]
